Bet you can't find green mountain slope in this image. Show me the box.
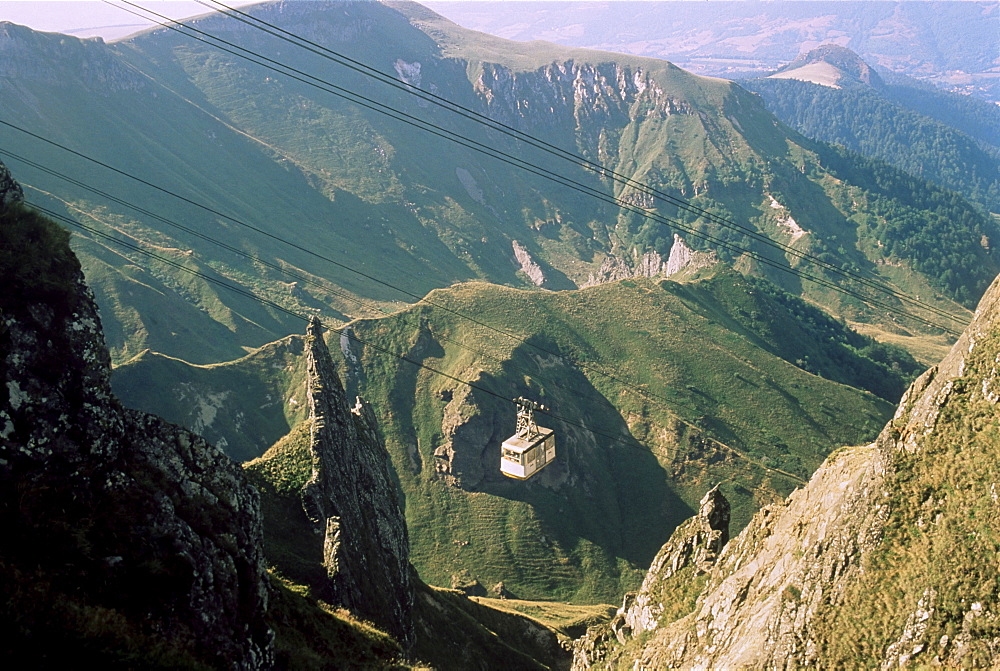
[111,335,312,462]
[342,273,903,600]
[117,269,920,602]
[0,0,985,369]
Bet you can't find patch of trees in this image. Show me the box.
[818,146,999,307]
[742,78,1000,214]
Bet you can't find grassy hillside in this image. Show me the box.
[115,269,912,602]
[112,335,312,462]
[344,272,904,602]
[813,323,1000,665]
[266,573,409,670]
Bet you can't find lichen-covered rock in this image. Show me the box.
[300,317,414,648]
[0,187,272,667]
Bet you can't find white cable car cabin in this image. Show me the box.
[500,397,556,480]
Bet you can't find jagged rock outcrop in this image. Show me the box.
[585,249,667,287]
[573,485,730,668]
[663,234,718,277]
[574,272,1000,669]
[0,193,272,666]
[0,160,22,205]
[512,239,547,287]
[474,59,693,135]
[584,235,717,286]
[432,382,503,490]
[300,317,414,647]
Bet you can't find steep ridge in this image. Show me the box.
[0,167,273,666]
[745,45,1000,215]
[574,270,1000,667]
[0,1,982,367]
[239,319,415,647]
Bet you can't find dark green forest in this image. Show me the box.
[743,78,1000,214]
[819,145,999,306]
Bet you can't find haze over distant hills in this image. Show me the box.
[425,1,1000,102]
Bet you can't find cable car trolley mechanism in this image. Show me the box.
[500,397,556,480]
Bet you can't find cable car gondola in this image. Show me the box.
[500,397,555,480]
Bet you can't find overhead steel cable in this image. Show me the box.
[30,200,806,484]
[0,135,961,450]
[0,1,964,424]
[13,166,712,450]
[0,125,742,415]
[12,168,874,492]
[7,151,383,317]
[194,0,968,329]
[0,24,964,426]
[106,1,965,335]
[14,162,654,425]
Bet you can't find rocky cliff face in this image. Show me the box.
[574,273,1000,668]
[583,235,717,287]
[573,485,730,668]
[0,159,23,205]
[300,317,414,647]
[0,189,272,666]
[474,59,694,140]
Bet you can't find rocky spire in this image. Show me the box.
[300,316,414,648]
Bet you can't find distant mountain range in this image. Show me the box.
[0,0,987,369]
[742,45,1000,214]
[426,1,1000,102]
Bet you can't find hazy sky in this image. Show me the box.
[0,1,263,39]
[0,1,634,40]
[0,0,940,41]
